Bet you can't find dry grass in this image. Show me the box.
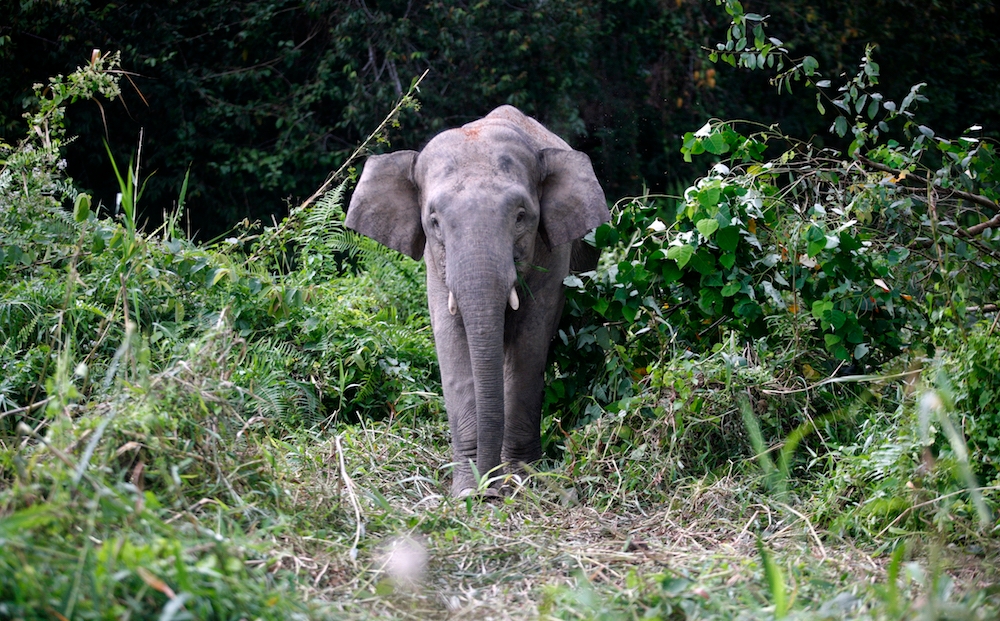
[244,420,998,619]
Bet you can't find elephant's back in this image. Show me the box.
[465,105,572,152]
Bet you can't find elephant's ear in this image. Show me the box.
[538,148,610,248]
[346,151,425,260]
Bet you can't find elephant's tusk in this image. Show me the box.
[448,290,458,315]
[509,287,520,311]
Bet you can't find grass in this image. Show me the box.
[6,335,998,620]
[57,411,990,620]
[311,425,998,620]
[2,307,998,619]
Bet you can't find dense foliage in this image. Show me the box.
[2,0,998,238]
[546,0,1000,535]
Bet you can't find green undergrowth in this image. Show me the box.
[0,53,441,617]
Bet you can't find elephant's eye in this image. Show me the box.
[515,210,526,225]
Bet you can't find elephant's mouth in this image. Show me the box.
[447,287,520,316]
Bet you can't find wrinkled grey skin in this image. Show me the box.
[346,106,609,496]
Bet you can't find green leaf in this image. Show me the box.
[716,226,740,252]
[828,309,847,330]
[719,252,736,269]
[834,116,848,137]
[704,132,730,155]
[839,231,862,252]
[802,55,818,76]
[733,298,763,320]
[721,281,742,297]
[887,247,910,265]
[824,333,842,348]
[697,184,722,208]
[208,267,230,287]
[666,244,695,268]
[867,97,879,119]
[688,249,717,275]
[758,538,788,618]
[660,261,682,284]
[696,218,720,238]
[854,343,870,360]
[73,193,92,222]
[806,225,827,257]
[855,93,868,114]
[807,239,826,257]
[698,287,723,314]
[811,299,833,320]
[816,94,825,116]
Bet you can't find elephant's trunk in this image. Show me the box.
[447,247,517,483]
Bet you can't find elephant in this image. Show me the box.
[346,105,609,496]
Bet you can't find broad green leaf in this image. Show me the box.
[719,252,736,270]
[688,249,717,275]
[666,244,695,268]
[811,299,833,319]
[660,261,682,284]
[802,55,818,76]
[716,226,740,252]
[721,281,742,297]
[696,218,720,238]
[74,193,92,222]
[855,93,868,114]
[733,298,763,320]
[697,184,722,207]
[824,333,842,347]
[867,97,879,119]
[828,309,847,330]
[806,225,826,242]
[704,132,730,155]
[839,231,863,252]
[698,287,723,314]
[887,247,910,265]
[834,116,848,137]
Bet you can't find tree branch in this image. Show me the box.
[1,397,52,420]
[859,156,1000,217]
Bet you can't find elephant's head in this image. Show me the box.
[345,109,607,314]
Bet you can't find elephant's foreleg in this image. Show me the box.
[501,273,568,472]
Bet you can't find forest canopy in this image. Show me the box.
[2,0,998,238]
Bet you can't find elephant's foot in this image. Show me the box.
[450,467,477,497]
[502,449,542,475]
[450,460,505,498]
[454,486,502,500]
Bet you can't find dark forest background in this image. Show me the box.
[2,0,998,239]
